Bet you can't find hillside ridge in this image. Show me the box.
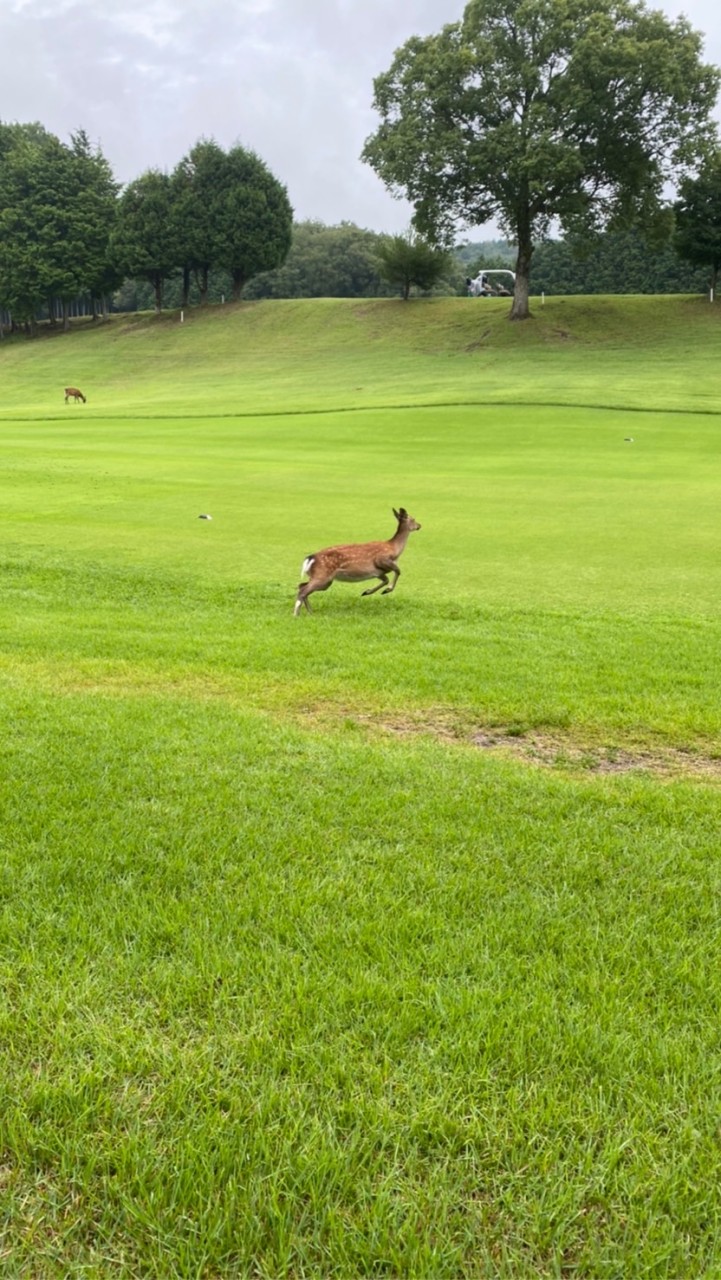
[0,295,717,418]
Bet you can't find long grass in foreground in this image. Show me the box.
[1,297,721,1275]
[2,686,721,1277]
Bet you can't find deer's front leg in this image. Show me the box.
[381,562,400,594]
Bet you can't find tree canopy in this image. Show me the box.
[168,139,293,306]
[0,124,117,329]
[362,0,720,318]
[243,221,395,300]
[673,156,721,297]
[376,232,452,299]
[112,170,179,313]
[218,145,293,300]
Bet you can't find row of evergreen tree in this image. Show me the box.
[0,123,293,333]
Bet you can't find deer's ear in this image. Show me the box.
[392,508,400,519]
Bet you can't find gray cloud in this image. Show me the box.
[1,0,719,237]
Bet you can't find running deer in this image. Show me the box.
[294,507,421,616]
[64,387,86,403]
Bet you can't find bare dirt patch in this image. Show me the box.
[325,710,721,781]
[468,729,707,777]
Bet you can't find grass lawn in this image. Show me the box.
[1,296,721,1276]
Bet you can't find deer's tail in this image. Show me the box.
[301,555,315,578]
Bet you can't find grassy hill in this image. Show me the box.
[2,293,721,417]
[1,296,721,1276]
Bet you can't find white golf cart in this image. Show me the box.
[466,269,516,297]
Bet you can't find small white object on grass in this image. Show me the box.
[198,513,213,520]
[624,437,634,442]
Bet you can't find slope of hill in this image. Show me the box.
[1,294,720,418]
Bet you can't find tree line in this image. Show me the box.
[0,124,293,334]
[117,221,466,310]
[120,222,717,308]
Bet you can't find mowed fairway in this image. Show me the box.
[1,297,721,1277]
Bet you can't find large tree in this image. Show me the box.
[171,139,227,307]
[673,156,721,299]
[67,129,121,321]
[172,140,293,304]
[362,0,720,319]
[112,171,179,313]
[0,125,117,331]
[218,145,293,300]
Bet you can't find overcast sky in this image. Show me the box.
[2,0,720,238]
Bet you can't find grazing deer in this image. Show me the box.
[294,507,421,616]
[64,387,86,403]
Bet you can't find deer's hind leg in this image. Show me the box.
[361,573,390,597]
[294,577,333,616]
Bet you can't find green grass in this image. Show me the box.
[1,296,721,1276]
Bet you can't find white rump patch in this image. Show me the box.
[302,556,314,577]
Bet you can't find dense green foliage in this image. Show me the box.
[363,0,720,317]
[219,145,294,300]
[674,155,721,295]
[112,170,179,313]
[376,231,452,299]
[0,126,292,329]
[116,223,716,309]
[463,229,711,296]
[1,296,721,1274]
[530,229,710,296]
[110,220,469,310]
[0,124,117,329]
[244,220,395,300]
[169,140,292,305]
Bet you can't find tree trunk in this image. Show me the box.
[231,269,244,301]
[198,265,209,306]
[182,265,190,308]
[510,240,533,320]
[62,299,70,332]
[153,272,163,313]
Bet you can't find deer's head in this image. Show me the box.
[393,507,421,532]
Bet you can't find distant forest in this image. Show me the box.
[120,223,710,312]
